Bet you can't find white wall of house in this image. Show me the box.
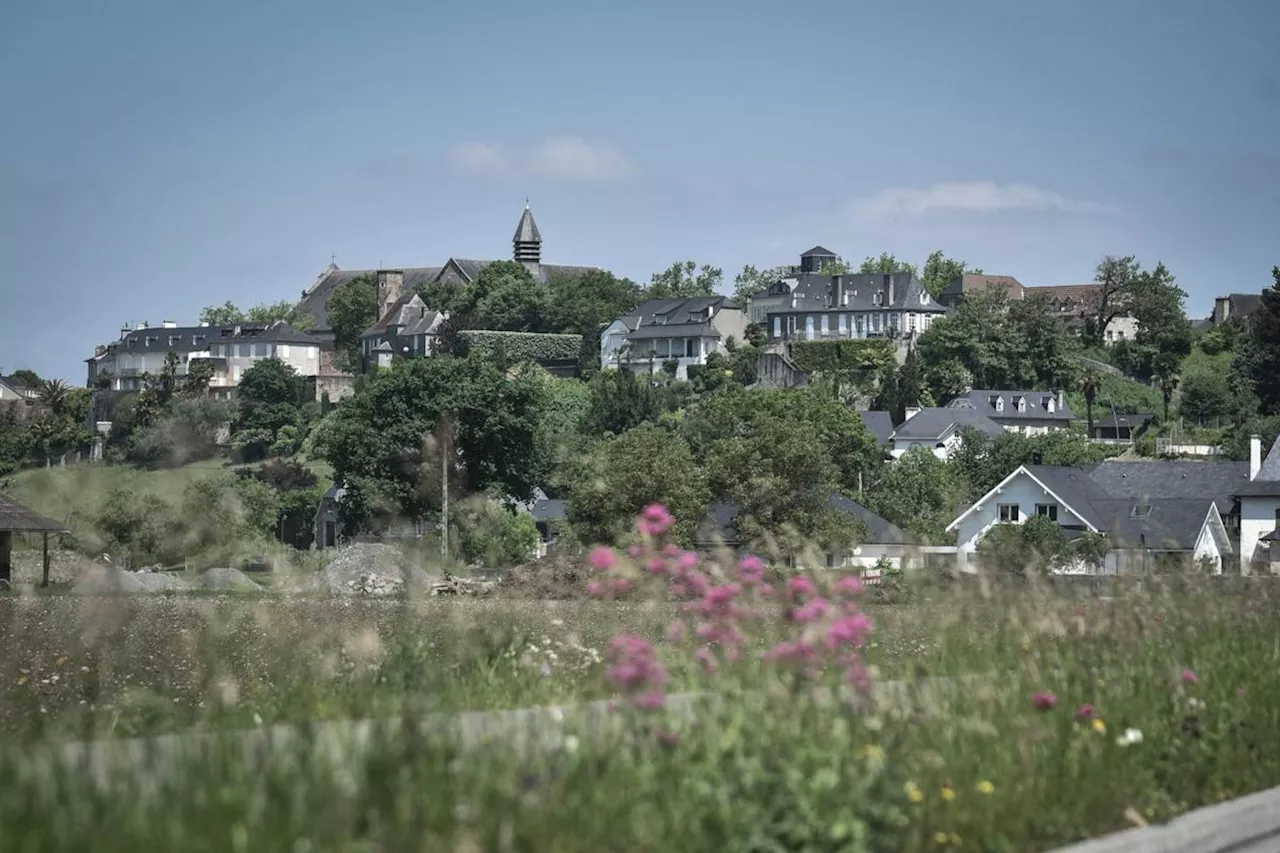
[1193,518,1224,573]
[710,307,748,347]
[1104,316,1139,343]
[599,320,631,370]
[1239,497,1280,575]
[890,434,959,461]
[827,544,912,570]
[0,383,21,401]
[950,470,1093,573]
[208,342,321,387]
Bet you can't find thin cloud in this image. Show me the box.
[447,141,509,175]
[528,136,634,182]
[853,181,1112,219]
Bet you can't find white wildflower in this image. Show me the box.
[563,734,580,754]
[1116,727,1143,747]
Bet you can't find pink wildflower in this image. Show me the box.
[639,504,675,537]
[666,620,686,643]
[763,639,819,665]
[628,543,645,559]
[834,575,864,597]
[792,596,831,623]
[1075,703,1096,721]
[695,646,718,673]
[826,613,872,649]
[844,659,872,694]
[676,551,700,572]
[588,546,617,572]
[1032,691,1058,711]
[1180,669,1199,685]
[646,557,667,575]
[586,581,604,598]
[661,544,681,558]
[787,575,817,600]
[606,633,669,709]
[737,554,766,584]
[612,578,631,595]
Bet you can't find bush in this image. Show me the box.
[455,331,583,363]
[455,498,540,567]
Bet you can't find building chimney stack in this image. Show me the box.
[1251,434,1263,480]
[376,269,405,320]
[1056,389,1066,409]
[162,320,177,329]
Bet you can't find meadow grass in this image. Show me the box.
[1,561,1279,852]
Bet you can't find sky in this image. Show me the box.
[2,0,1278,383]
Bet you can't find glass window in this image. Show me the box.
[773,317,781,338]
[998,504,1020,523]
[1035,504,1059,521]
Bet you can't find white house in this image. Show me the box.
[945,389,1076,436]
[1235,434,1280,574]
[0,375,36,402]
[946,464,1232,575]
[600,296,747,380]
[888,408,1006,460]
[360,291,448,370]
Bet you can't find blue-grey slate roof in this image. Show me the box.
[699,495,907,547]
[763,271,948,316]
[859,411,894,446]
[1022,465,1116,530]
[891,407,1005,442]
[1087,459,1250,516]
[1236,437,1280,497]
[948,389,1075,422]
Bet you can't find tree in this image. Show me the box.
[582,368,665,436]
[36,379,70,416]
[1178,367,1236,425]
[732,264,791,308]
[10,369,41,388]
[1115,262,1193,381]
[199,301,244,326]
[1079,370,1101,437]
[920,250,981,300]
[976,514,1074,575]
[327,273,378,372]
[310,355,550,529]
[560,424,709,545]
[1082,255,1142,347]
[647,261,722,299]
[1152,351,1181,423]
[866,447,964,543]
[897,346,926,413]
[1233,266,1280,415]
[235,358,306,461]
[858,253,917,276]
[951,428,1115,501]
[547,269,642,369]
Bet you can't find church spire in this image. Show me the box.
[513,202,542,267]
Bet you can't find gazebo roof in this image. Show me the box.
[0,493,70,533]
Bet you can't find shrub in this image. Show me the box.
[455,330,583,363]
[456,498,540,567]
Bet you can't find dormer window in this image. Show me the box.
[1131,504,1152,518]
[1016,397,1026,412]
[873,292,883,306]
[1047,398,1056,413]
[995,397,1005,412]
[168,335,180,347]
[653,315,667,325]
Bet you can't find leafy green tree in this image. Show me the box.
[1079,370,1101,436]
[1082,255,1143,347]
[951,428,1115,501]
[560,424,709,545]
[866,447,964,542]
[732,264,791,308]
[920,250,981,299]
[858,253,917,276]
[311,355,549,529]
[647,261,722,299]
[582,369,665,436]
[10,369,41,388]
[547,269,642,369]
[234,359,306,461]
[456,498,540,566]
[975,514,1073,576]
[1178,367,1235,425]
[1233,266,1280,415]
[327,273,378,372]
[199,301,245,326]
[533,377,593,478]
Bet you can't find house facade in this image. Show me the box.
[753,250,949,346]
[360,288,448,370]
[1082,410,1155,445]
[888,408,1005,460]
[946,464,1232,575]
[1235,435,1280,574]
[946,389,1076,435]
[1021,283,1139,343]
[0,376,36,402]
[936,274,1026,309]
[87,321,334,399]
[600,297,747,380]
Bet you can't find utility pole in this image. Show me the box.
[441,426,449,566]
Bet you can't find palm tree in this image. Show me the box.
[37,379,69,417]
[1079,370,1101,438]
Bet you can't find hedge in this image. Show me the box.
[456,331,584,363]
[788,339,896,375]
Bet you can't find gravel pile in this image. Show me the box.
[70,568,147,596]
[306,543,440,596]
[193,567,262,591]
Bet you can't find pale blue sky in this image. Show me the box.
[2,0,1277,382]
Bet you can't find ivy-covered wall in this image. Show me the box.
[789,339,896,376]
[456,331,583,363]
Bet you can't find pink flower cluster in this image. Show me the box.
[606,633,669,710]
[586,505,879,715]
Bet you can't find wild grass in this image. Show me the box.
[1,555,1279,852]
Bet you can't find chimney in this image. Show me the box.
[119,323,131,340]
[162,320,177,329]
[138,320,149,330]
[1056,389,1065,410]
[1250,434,1262,480]
[832,277,843,309]
[376,269,404,319]
[904,405,921,422]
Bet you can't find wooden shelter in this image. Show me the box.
[0,493,70,587]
